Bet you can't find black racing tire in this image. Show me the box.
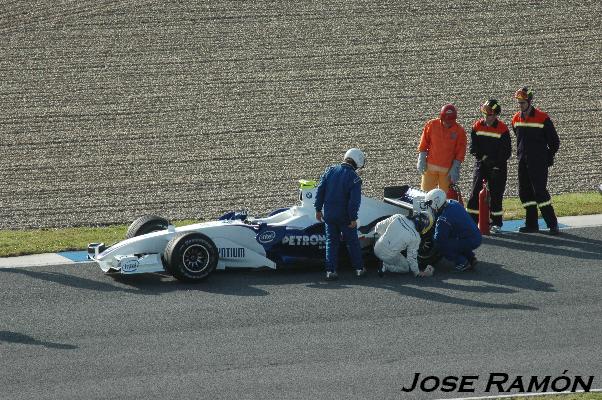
[125,215,170,239]
[164,232,218,282]
[418,237,441,268]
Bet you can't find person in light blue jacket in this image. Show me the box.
[315,148,366,281]
[425,188,482,271]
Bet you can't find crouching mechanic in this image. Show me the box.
[373,210,436,277]
[315,148,366,281]
[426,188,482,272]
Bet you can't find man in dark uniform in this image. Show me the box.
[511,87,560,235]
[426,189,482,271]
[315,148,366,280]
[466,99,512,233]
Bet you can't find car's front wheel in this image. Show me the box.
[164,233,218,282]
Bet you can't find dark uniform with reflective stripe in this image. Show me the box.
[511,108,560,229]
[466,119,511,227]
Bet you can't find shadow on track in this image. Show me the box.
[1,264,272,296]
[109,271,272,297]
[0,330,77,350]
[2,267,149,295]
[106,262,546,310]
[305,263,543,311]
[484,230,602,260]
[4,260,549,311]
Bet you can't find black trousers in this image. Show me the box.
[518,158,558,229]
[467,162,507,227]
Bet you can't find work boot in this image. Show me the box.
[519,226,540,233]
[491,214,503,228]
[540,204,559,232]
[454,261,471,272]
[377,262,385,278]
[524,205,539,230]
[325,271,338,281]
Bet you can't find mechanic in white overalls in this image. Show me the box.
[373,210,435,277]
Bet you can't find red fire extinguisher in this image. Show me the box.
[447,184,464,206]
[478,179,490,235]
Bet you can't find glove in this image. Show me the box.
[417,265,434,277]
[447,159,461,184]
[417,152,427,175]
[481,155,496,169]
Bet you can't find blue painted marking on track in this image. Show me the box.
[57,251,89,262]
[501,218,568,232]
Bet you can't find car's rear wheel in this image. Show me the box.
[164,232,218,282]
[126,215,170,239]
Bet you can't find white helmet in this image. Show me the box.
[425,188,447,211]
[344,148,365,169]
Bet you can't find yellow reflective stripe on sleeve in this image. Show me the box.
[538,200,552,208]
[522,201,537,208]
[466,208,479,215]
[514,122,544,128]
[491,211,504,216]
[299,179,317,189]
[475,131,502,138]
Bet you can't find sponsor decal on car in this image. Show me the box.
[281,234,326,248]
[120,259,139,273]
[258,230,277,244]
[219,247,245,258]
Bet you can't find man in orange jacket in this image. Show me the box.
[417,104,467,192]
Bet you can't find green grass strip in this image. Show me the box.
[0,220,197,257]
[501,192,601,221]
[1,192,601,258]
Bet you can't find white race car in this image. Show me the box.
[88,180,428,282]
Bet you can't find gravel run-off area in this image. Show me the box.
[0,0,600,228]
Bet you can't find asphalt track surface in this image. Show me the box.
[1,1,601,229]
[1,226,601,400]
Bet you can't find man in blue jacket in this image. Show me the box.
[425,188,482,272]
[315,148,366,281]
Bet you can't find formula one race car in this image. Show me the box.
[88,180,432,282]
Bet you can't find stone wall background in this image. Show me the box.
[1,0,600,228]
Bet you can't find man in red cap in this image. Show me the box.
[417,104,467,192]
[511,87,560,235]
